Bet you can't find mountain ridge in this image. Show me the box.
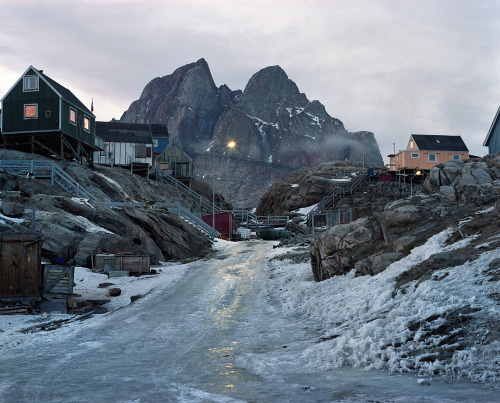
[120,59,384,207]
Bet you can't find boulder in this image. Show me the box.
[355,252,403,276]
[1,201,24,217]
[439,186,456,204]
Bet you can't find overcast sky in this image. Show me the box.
[1,0,499,163]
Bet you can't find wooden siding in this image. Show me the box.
[60,100,94,145]
[1,71,60,134]
[155,143,193,178]
[94,254,150,274]
[389,150,469,171]
[0,233,43,299]
[93,141,153,166]
[42,265,74,295]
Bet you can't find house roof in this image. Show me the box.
[1,66,95,117]
[96,121,153,144]
[149,124,169,136]
[411,134,469,152]
[483,105,500,147]
[39,70,93,115]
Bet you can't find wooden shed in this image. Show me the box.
[0,232,43,301]
[155,143,193,186]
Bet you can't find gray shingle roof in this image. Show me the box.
[96,121,152,144]
[412,135,468,152]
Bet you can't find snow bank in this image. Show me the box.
[265,224,500,383]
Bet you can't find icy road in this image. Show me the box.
[0,241,498,402]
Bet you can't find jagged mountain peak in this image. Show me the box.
[120,59,384,206]
[238,65,308,122]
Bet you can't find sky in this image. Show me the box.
[0,0,499,163]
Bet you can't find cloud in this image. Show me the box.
[0,0,498,161]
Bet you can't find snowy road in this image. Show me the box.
[1,241,498,402]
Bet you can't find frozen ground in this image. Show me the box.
[0,236,499,402]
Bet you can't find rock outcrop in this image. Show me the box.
[0,150,212,266]
[310,154,500,281]
[120,59,384,207]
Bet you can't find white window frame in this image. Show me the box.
[428,153,437,162]
[69,108,77,125]
[23,75,39,92]
[453,154,460,160]
[411,152,419,158]
[153,139,159,148]
[24,103,38,119]
[83,116,90,132]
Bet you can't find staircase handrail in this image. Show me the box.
[103,201,221,238]
[154,168,222,214]
[0,159,96,200]
[305,172,368,222]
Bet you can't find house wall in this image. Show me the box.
[1,68,60,134]
[389,150,469,171]
[94,141,153,166]
[487,120,500,154]
[60,100,95,146]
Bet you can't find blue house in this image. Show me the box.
[484,106,500,154]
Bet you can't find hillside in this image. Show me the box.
[0,150,213,265]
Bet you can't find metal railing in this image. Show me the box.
[232,210,290,229]
[305,172,368,234]
[0,160,96,200]
[306,172,367,221]
[103,201,221,239]
[154,168,222,215]
[308,208,353,235]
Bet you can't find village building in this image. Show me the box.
[155,142,194,186]
[94,121,169,168]
[0,66,96,165]
[483,106,500,155]
[387,134,469,177]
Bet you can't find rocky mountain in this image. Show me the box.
[120,59,384,207]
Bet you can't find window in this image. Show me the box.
[23,75,39,92]
[453,154,460,160]
[411,152,419,158]
[83,116,90,132]
[393,155,398,162]
[146,146,152,158]
[135,145,147,158]
[409,140,414,149]
[69,108,77,125]
[428,153,437,162]
[153,139,159,148]
[24,104,38,119]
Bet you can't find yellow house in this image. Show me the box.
[388,134,469,172]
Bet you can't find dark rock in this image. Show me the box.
[98,282,115,288]
[130,294,143,303]
[0,201,24,217]
[107,288,121,297]
[120,60,384,207]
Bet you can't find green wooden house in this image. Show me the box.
[155,143,193,186]
[0,66,96,164]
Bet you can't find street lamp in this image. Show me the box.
[410,170,421,196]
[212,141,237,236]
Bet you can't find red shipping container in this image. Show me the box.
[202,212,234,237]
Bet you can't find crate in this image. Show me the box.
[42,265,75,295]
[94,254,150,274]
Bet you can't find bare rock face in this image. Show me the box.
[120,60,384,207]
